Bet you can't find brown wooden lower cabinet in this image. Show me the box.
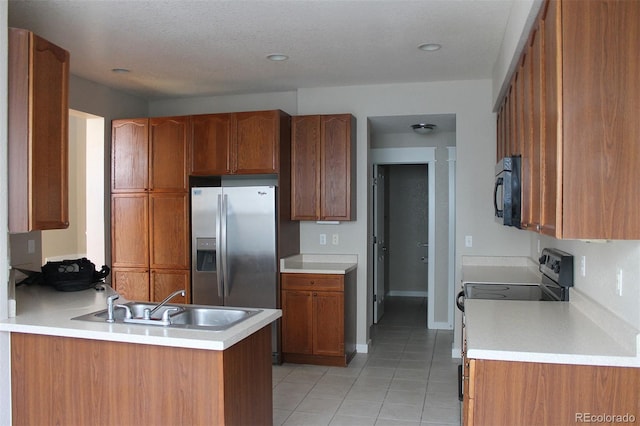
[463,358,640,426]
[281,271,356,366]
[11,327,273,426]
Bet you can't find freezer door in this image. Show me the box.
[223,186,277,308]
[191,187,223,306]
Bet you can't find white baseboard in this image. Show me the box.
[452,346,462,359]
[356,341,370,354]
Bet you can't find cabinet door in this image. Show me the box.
[282,290,313,354]
[508,79,518,157]
[234,110,279,174]
[313,291,344,356]
[291,115,321,220]
[561,0,640,239]
[8,29,70,232]
[149,193,190,269]
[31,33,70,231]
[191,113,233,175]
[529,25,542,231]
[151,269,190,303]
[112,268,150,301]
[112,119,149,192]
[111,193,149,268]
[540,0,561,237]
[149,117,190,191]
[321,115,355,220]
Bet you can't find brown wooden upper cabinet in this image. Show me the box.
[112,117,190,193]
[190,110,290,175]
[497,0,640,240]
[291,114,356,221]
[8,28,70,233]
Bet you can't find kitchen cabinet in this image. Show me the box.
[111,193,190,303]
[111,118,190,302]
[291,114,356,221]
[497,0,640,239]
[111,119,149,192]
[463,358,640,426]
[190,109,291,175]
[281,272,356,366]
[8,28,70,233]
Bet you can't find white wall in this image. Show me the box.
[149,91,297,117]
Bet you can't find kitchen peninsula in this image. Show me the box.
[1,284,280,426]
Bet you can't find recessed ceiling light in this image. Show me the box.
[111,68,131,74]
[418,43,442,52]
[266,54,289,61]
[410,123,436,135]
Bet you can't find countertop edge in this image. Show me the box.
[466,348,640,368]
[280,253,358,274]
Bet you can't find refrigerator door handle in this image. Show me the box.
[221,193,230,297]
[216,194,223,298]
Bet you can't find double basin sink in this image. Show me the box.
[73,301,262,331]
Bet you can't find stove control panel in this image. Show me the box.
[539,248,574,287]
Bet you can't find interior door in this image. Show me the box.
[373,165,387,323]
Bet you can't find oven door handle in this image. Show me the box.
[456,290,465,312]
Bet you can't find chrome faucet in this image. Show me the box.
[106,293,120,322]
[143,290,185,320]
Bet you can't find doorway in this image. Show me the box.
[372,147,436,327]
[374,164,429,325]
[41,110,105,265]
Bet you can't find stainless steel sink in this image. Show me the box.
[72,302,262,331]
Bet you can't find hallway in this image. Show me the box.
[273,296,461,425]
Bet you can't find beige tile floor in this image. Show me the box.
[273,297,461,425]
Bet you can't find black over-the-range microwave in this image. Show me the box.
[494,155,521,227]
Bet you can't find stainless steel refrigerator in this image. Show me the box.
[191,184,280,361]
[191,185,277,309]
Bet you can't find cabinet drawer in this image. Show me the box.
[281,273,343,291]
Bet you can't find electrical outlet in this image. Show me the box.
[616,268,623,296]
[319,234,327,245]
[580,256,586,277]
[465,235,472,248]
[28,240,35,254]
[332,234,339,245]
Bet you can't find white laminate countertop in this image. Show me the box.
[462,256,540,285]
[0,284,281,351]
[465,296,640,367]
[280,254,357,274]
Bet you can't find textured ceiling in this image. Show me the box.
[8,0,515,102]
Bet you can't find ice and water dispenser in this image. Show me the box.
[195,238,216,272]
